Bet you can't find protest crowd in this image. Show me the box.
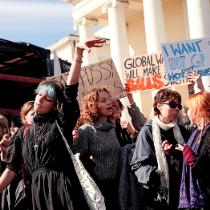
[0,38,209,210]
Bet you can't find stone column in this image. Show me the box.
[143,0,166,53]
[107,1,131,120]
[186,0,210,91]
[78,17,98,65]
[107,1,130,84]
[140,0,166,117]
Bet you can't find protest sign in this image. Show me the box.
[161,37,210,82]
[47,59,124,104]
[123,52,194,92]
[123,53,165,91]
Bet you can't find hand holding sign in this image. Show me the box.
[187,71,201,84]
[187,71,205,93]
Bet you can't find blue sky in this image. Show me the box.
[0,0,74,48]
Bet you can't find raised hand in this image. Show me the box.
[187,71,205,93]
[67,38,107,85]
[120,120,136,135]
[187,71,201,84]
[76,38,107,54]
[124,83,135,105]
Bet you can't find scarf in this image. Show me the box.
[94,121,114,131]
[179,125,210,209]
[152,116,185,203]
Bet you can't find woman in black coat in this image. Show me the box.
[131,88,189,210]
[0,38,106,210]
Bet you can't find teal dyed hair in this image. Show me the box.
[35,81,63,102]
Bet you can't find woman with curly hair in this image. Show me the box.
[74,87,121,210]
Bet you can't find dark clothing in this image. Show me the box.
[131,120,188,210]
[180,125,210,210]
[74,122,121,210]
[1,173,31,210]
[116,103,146,147]
[115,121,135,146]
[6,84,88,210]
[127,103,146,132]
[1,127,31,210]
[118,144,143,210]
[0,161,6,209]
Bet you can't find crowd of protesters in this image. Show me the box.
[0,38,209,210]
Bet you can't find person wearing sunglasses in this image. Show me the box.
[161,101,182,110]
[131,88,189,210]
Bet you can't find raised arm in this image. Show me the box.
[66,38,107,86]
[187,71,205,95]
[125,84,146,132]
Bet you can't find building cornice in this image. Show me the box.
[72,0,142,25]
[48,35,79,51]
[72,0,112,24]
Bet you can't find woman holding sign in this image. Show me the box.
[0,38,106,210]
[131,88,189,210]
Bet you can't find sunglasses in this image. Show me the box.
[161,101,182,110]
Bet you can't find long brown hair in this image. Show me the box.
[0,114,9,139]
[20,101,34,124]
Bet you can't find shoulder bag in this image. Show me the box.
[56,121,106,210]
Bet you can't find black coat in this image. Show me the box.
[115,121,135,147]
[6,84,88,210]
[131,120,189,210]
[191,128,210,209]
[118,144,143,210]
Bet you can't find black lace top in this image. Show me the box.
[6,84,88,210]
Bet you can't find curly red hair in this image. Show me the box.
[76,87,111,128]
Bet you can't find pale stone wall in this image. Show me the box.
[50,0,210,118]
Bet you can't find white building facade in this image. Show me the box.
[51,0,210,118]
